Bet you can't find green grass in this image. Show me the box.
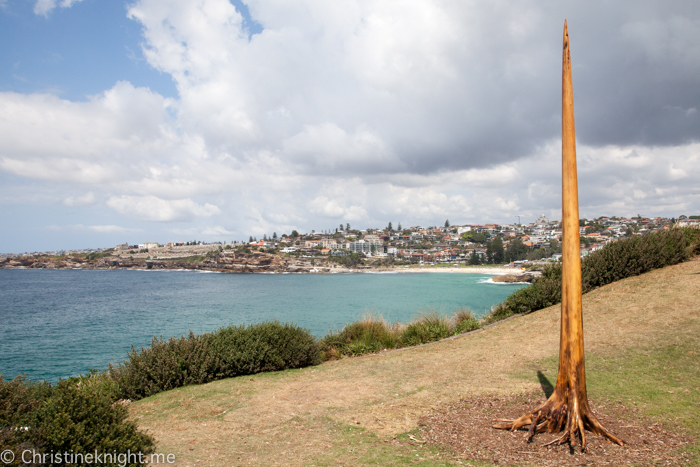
[588,344,700,462]
[587,344,700,433]
[177,255,207,262]
[309,418,494,466]
[517,342,700,463]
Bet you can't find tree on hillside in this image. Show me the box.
[504,237,528,262]
[487,237,505,264]
[494,22,623,450]
[463,231,489,244]
[445,219,450,228]
[291,230,299,238]
[549,239,562,253]
[387,222,393,231]
[397,222,402,231]
[346,223,350,231]
[468,250,481,265]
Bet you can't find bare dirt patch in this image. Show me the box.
[420,392,695,466]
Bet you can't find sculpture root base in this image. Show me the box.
[493,395,624,451]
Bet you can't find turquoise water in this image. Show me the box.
[0,269,527,382]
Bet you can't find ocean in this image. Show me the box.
[0,268,527,382]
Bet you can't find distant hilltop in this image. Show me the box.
[2,215,698,265]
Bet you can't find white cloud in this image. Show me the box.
[45,224,140,233]
[33,0,57,15]
[33,0,85,16]
[62,192,96,207]
[0,82,176,186]
[87,225,139,233]
[308,196,367,220]
[106,195,220,222]
[2,0,700,251]
[201,226,235,236]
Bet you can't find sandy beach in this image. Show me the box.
[370,266,527,275]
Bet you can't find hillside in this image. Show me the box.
[129,259,700,466]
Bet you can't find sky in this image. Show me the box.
[1,0,699,253]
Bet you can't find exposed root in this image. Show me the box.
[493,392,624,451]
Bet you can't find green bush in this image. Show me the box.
[112,321,322,400]
[321,308,484,359]
[0,376,51,463]
[211,322,323,378]
[581,227,695,289]
[452,308,480,334]
[35,381,154,465]
[401,311,452,346]
[320,314,402,358]
[485,228,699,323]
[0,375,154,467]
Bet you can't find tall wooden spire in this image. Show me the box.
[493,20,624,451]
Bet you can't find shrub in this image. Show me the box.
[0,376,154,467]
[0,376,51,463]
[321,308,485,359]
[581,227,694,290]
[484,228,699,323]
[401,310,452,347]
[320,314,402,358]
[110,332,216,400]
[210,322,323,378]
[35,380,155,464]
[112,321,321,400]
[452,307,481,334]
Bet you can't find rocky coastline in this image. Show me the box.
[0,251,348,273]
[490,273,536,283]
[0,252,539,277]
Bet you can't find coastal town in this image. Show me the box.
[2,214,698,272]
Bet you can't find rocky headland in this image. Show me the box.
[0,251,541,276]
[0,251,349,274]
[490,273,536,283]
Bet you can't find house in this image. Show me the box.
[345,240,373,254]
[410,252,427,262]
[457,226,472,235]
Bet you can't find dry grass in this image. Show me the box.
[129,259,700,466]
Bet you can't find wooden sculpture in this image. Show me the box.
[493,20,624,451]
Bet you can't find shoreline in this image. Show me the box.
[371,266,523,275]
[1,253,534,276]
[1,264,531,276]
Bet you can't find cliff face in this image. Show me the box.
[0,252,349,273]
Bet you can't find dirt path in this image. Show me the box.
[130,259,700,466]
